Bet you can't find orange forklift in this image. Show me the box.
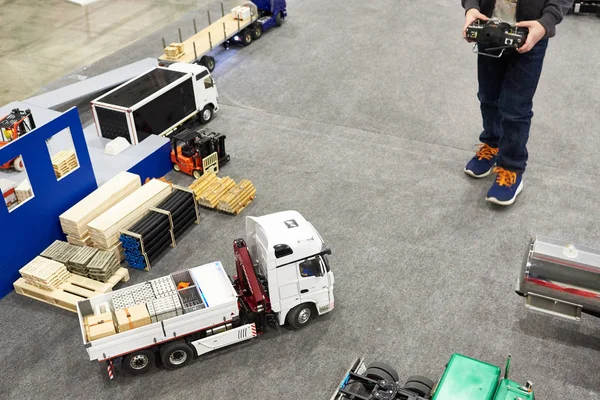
[0,109,36,171]
[170,128,229,179]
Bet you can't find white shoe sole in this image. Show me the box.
[464,167,492,179]
[486,180,524,206]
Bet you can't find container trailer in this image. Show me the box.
[77,210,334,378]
[91,63,218,145]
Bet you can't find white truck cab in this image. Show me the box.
[167,62,219,122]
[246,210,335,327]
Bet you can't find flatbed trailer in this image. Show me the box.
[158,0,287,71]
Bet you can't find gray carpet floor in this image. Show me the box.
[1,1,600,399]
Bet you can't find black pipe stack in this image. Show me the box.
[120,188,198,270]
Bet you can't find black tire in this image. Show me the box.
[241,29,253,46]
[366,362,400,382]
[192,170,202,179]
[365,367,395,384]
[199,55,215,72]
[123,350,155,375]
[199,105,213,124]
[286,303,314,329]
[405,375,435,397]
[251,23,263,40]
[160,341,194,370]
[275,12,284,27]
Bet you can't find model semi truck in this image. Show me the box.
[158,0,287,72]
[77,210,334,378]
[332,354,535,400]
[91,63,218,145]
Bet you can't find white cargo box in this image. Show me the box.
[231,5,251,20]
[77,261,239,361]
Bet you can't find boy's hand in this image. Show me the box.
[463,8,489,41]
[515,20,547,53]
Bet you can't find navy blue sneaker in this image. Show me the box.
[486,167,523,206]
[464,144,498,178]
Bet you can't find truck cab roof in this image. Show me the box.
[246,210,327,267]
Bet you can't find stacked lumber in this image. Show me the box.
[189,172,235,208]
[19,257,71,291]
[217,179,256,215]
[120,187,198,270]
[51,150,78,178]
[87,250,121,282]
[59,171,141,243]
[87,179,172,250]
[67,246,99,276]
[41,240,79,265]
[15,179,33,203]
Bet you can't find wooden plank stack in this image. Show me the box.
[19,256,71,291]
[41,240,79,265]
[67,246,99,276]
[51,150,78,178]
[15,179,33,203]
[217,179,256,215]
[87,179,172,251]
[189,172,255,214]
[59,171,141,246]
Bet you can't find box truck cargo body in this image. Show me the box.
[91,64,218,145]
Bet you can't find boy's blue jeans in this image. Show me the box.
[477,39,548,173]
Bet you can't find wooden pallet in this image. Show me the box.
[60,171,141,239]
[13,267,130,313]
[51,150,79,178]
[189,172,235,208]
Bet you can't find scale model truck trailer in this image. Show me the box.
[158,0,287,71]
[91,63,219,145]
[77,210,335,378]
[332,354,535,400]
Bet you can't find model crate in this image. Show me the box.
[115,303,152,333]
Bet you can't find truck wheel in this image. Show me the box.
[160,341,194,370]
[366,362,399,382]
[251,23,263,40]
[275,12,284,27]
[241,29,253,46]
[199,106,213,124]
[365,367,395,384]
[12,156,24,172]
[404,375,435,397]
[199,56,215,72]
[173,164,181,172]
[286,303,313,329]
[192,170,202,179]
[123,350,155,375]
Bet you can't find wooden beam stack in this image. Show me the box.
[87,179,172,251]
[60,171,141,246]
[189,172,255,215]
[19,257,71,291]
[51,150,78,178]
[87,250,120,282]
[217,179,256,215]
[15,180,33,203]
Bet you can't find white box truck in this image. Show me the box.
[91,63,219,145]
[77,210,335,378]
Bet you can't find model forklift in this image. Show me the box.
[332,354,535,400]
[0,108,36,171]
[170,127,230,179]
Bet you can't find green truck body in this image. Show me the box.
[433,354,534,400]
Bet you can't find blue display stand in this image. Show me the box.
[0,108,97,299]
[127,141,172,183]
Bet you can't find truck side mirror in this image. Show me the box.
[274,244,293,258]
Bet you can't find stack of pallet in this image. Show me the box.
[60,171,141,247]
[87,250,121,282]
[41,240,81,271]
[51,150,78,178]
[217,179,256,215]
[19,257,71,291]
[15,180,33,203]
[189,172,255,214]
[67,246,99,276]
[87,179,172,258]
[120,187,198,271]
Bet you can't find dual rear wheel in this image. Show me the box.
[121,341,194,376]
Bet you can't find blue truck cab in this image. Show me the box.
[254,0,287,31]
